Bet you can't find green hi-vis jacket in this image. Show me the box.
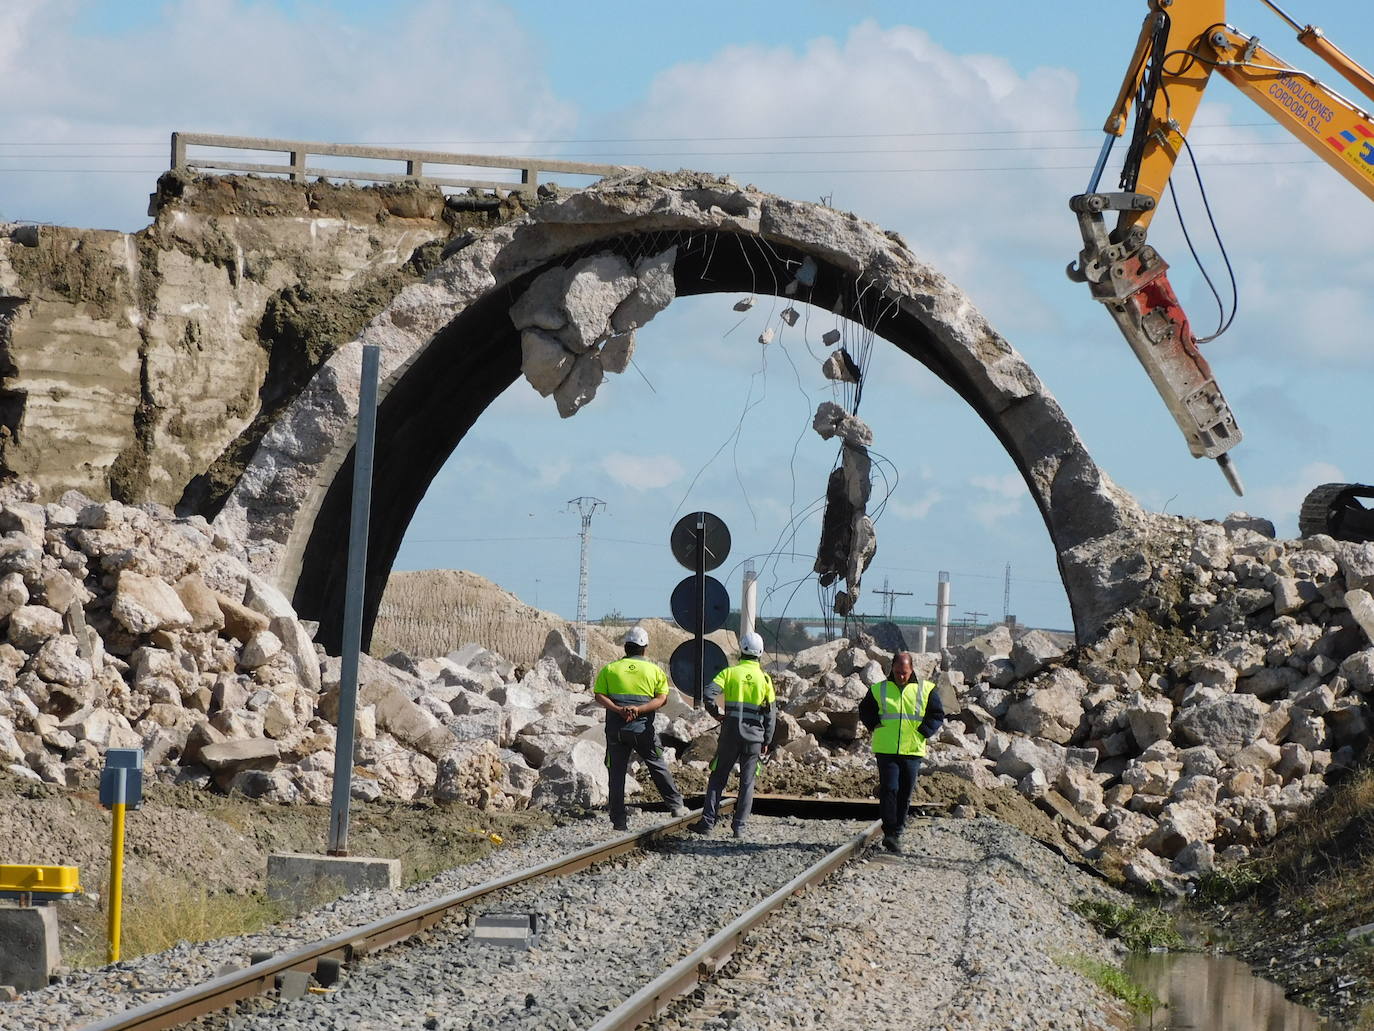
[706,658,776,745]
[594,656,669,733]
[867,678,938,757]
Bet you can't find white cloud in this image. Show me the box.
[967,472,1025,527]
[884,494,943,521]
[601,452,685,491]
[2,0,577,229]
[1248,460,1346,537]
[970,472,1024,499]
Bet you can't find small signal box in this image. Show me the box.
[99,748,144,810]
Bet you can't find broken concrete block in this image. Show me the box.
[758,327,774,346]
[780,307,799,326]
[560,253,636,353]
[554,351,605,419]
[812,401,873,447]
[821,352,857,382]
[521,329,575,397]
[600,332,636,375]
[821,328,841,346]
[841,444,871,509]
[610,245,676,333]
[509,264,572,332]
[111,571,193,634]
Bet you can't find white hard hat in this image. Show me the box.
[623,626,649,647]
[740,631,765,656]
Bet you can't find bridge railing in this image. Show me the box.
[170,132,629,194]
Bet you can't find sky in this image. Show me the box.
[4,0,1373,634]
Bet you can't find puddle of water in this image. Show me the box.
[1125,952,1344,1030]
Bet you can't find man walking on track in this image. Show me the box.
[689,631,776,841]
[594,626,689,831]
[858,650,945,854]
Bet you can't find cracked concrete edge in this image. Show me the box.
[216,172,1142,641]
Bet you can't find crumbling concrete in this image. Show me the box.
[0,174,526,511]
[208,170,1142,646]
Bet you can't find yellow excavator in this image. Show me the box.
[1068,0,1374,541]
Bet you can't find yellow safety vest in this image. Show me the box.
[712,658,775,733]
[594,657,669,707]
[869,679,935,757]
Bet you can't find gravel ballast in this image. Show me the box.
[1,813,1135,1031]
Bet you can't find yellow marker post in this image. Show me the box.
[107,801,125,963]
[98,748,143,965]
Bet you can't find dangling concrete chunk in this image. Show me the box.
[554,351,605,418]
[822,328,841,346]
[520,329,575,397]
[610,246,677,333]
[822,352,857,382]
[812,401,872,447]
[510,247,676,416]
[600,332,636,374]
[841,443,871,508]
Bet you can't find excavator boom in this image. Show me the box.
[1070,0,1374,497]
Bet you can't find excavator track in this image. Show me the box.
[1299,483,1374,543]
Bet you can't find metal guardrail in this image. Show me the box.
[170,132,628,194]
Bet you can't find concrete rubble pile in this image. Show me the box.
[915,510,1374,893]
[8,468,1374,900]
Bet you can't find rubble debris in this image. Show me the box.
[509,246,676,417]
[811,401,873,447]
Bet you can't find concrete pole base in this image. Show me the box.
[0,904,60,992]
[266,853,400,912]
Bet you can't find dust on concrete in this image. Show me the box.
[0,771,553,962]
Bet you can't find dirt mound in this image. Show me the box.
[372,569,738,673]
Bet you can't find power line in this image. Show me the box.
[0,158,1333,176]
[0,122,1285,147]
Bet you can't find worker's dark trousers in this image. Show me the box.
[701,734,762,832]
[606,727,683,827]
[876,754,923,838]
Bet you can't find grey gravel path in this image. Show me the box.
[0,810,677,1031]
[201,814,862,1031]
[1,813,1140,1031]
[649,817,1132,1031]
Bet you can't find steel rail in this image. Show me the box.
[77,805,731,1031]
[587,818,883,1031]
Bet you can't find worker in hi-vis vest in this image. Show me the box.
[858,651,945,854]
[593,626,689,831]
[689,631,776,841]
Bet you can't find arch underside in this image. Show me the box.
[292,226,1111,653]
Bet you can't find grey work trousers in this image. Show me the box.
[606,727,683,827]
[701,733,762,832]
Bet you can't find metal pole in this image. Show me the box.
[694,514,706,707]
[108,798,126,962]
[328,343,380,857]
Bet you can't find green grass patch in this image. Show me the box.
[1059,953,1161,1015]
[1073,899,1185,952]
[68,877,285,968]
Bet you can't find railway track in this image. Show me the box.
[74,801,881,1031]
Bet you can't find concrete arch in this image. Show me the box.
[214,171,1146,651]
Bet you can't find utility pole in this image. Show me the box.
[965,610,988,641]
[1003,562,1012,624]
[566,496,605,658]
[926,571,952,651]
[872,576,912,621]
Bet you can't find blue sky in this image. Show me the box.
[5,0,1373,633]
